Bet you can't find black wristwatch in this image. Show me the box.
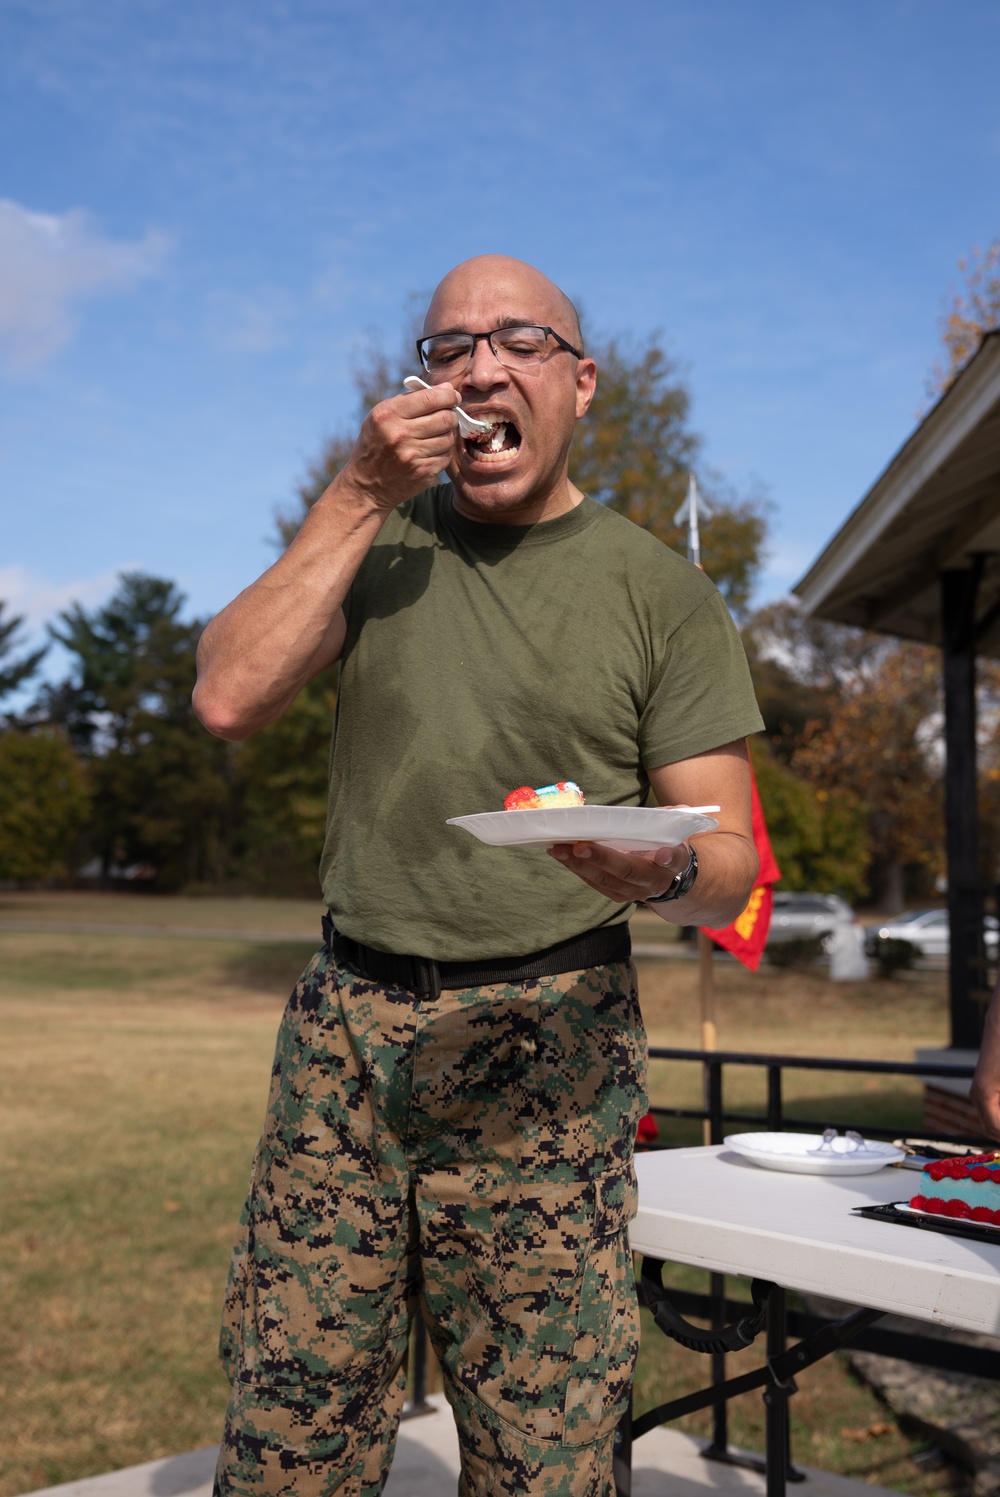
[646,843,699,904]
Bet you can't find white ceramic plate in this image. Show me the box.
[723,1131,906,1176]
[445,805,720,851]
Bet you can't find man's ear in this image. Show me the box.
[575,358,597,419]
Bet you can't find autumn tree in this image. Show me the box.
[792,643,944,910]
[569,334,768,616]
[277,311,768,615]
[742,599,883,760]
[928,239,1000,398]
[746,600,946,910]
[749,738,869,898]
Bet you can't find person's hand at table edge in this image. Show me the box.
[971,980,1000,1142]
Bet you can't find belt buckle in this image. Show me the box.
[413,956,442,1000]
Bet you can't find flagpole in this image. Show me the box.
[677,480,782,1144]
[698,930,717,1050]
[698,929,717,1145]
[676,473,720,1143]
[676,473,711,569]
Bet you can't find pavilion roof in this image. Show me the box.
[794,330,1000,656]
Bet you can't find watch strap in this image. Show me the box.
[646,843,699,904]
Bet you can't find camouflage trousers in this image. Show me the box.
[214,947,647,1497]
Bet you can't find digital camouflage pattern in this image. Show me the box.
[215,948,646,1497]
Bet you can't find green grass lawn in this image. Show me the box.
[0,924,306,1495]
[0,896,965,1495]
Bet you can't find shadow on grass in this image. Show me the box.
[223,941,323,995]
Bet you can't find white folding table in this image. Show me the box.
[621,1145,1000,1496]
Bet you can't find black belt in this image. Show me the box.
[322,913,631,999]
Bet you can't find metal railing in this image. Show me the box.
[646,1045,983,1146]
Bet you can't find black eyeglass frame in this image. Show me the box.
[415,324,584,374]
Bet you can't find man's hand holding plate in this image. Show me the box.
[547,839,692,905]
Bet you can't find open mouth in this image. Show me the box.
[463,418,522,462]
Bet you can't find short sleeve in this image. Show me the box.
[637,589,764,769]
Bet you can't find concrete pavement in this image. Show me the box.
[19,1395,902,1497]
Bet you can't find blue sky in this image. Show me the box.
[2,0,999,666]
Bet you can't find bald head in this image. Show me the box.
[424,255,583,353]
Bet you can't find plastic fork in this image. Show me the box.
[809,1128,866,1154]
[402,375,491,437]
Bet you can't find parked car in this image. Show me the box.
[864,908,999,959]
[767,892,856,949]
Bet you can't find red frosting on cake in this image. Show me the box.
[503,786,543,810]
[910,1153,1000,1225]
[925,1153,1000,1183]
[502,781,585,811]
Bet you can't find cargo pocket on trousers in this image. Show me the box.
[563,1164,640,1446]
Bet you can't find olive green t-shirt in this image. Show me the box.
[320,487,763,960]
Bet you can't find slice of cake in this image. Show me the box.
[910,1152,1000,1223]
[503,781,585,811]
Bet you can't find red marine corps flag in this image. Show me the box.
[700,762,781,971]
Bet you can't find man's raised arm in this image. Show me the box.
[547,740,758,926]
[193,383,460,741]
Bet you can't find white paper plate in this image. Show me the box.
[723,1132,906,1176]
[445,805,720,851]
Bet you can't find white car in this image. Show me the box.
[768,892,856,949]
[867,908,999,959]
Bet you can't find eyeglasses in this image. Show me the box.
[416,324,583,376]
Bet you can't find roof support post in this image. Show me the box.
[940,566,987,1049]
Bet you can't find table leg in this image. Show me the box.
[629,1258,884,1485]
[401,1313,434,1420]
[763,1286,805,1493]
[702,1274,767,1477]
[706,1271,729,1458]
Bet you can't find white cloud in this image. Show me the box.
[0,563,132,632]
[0,200,169,372]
